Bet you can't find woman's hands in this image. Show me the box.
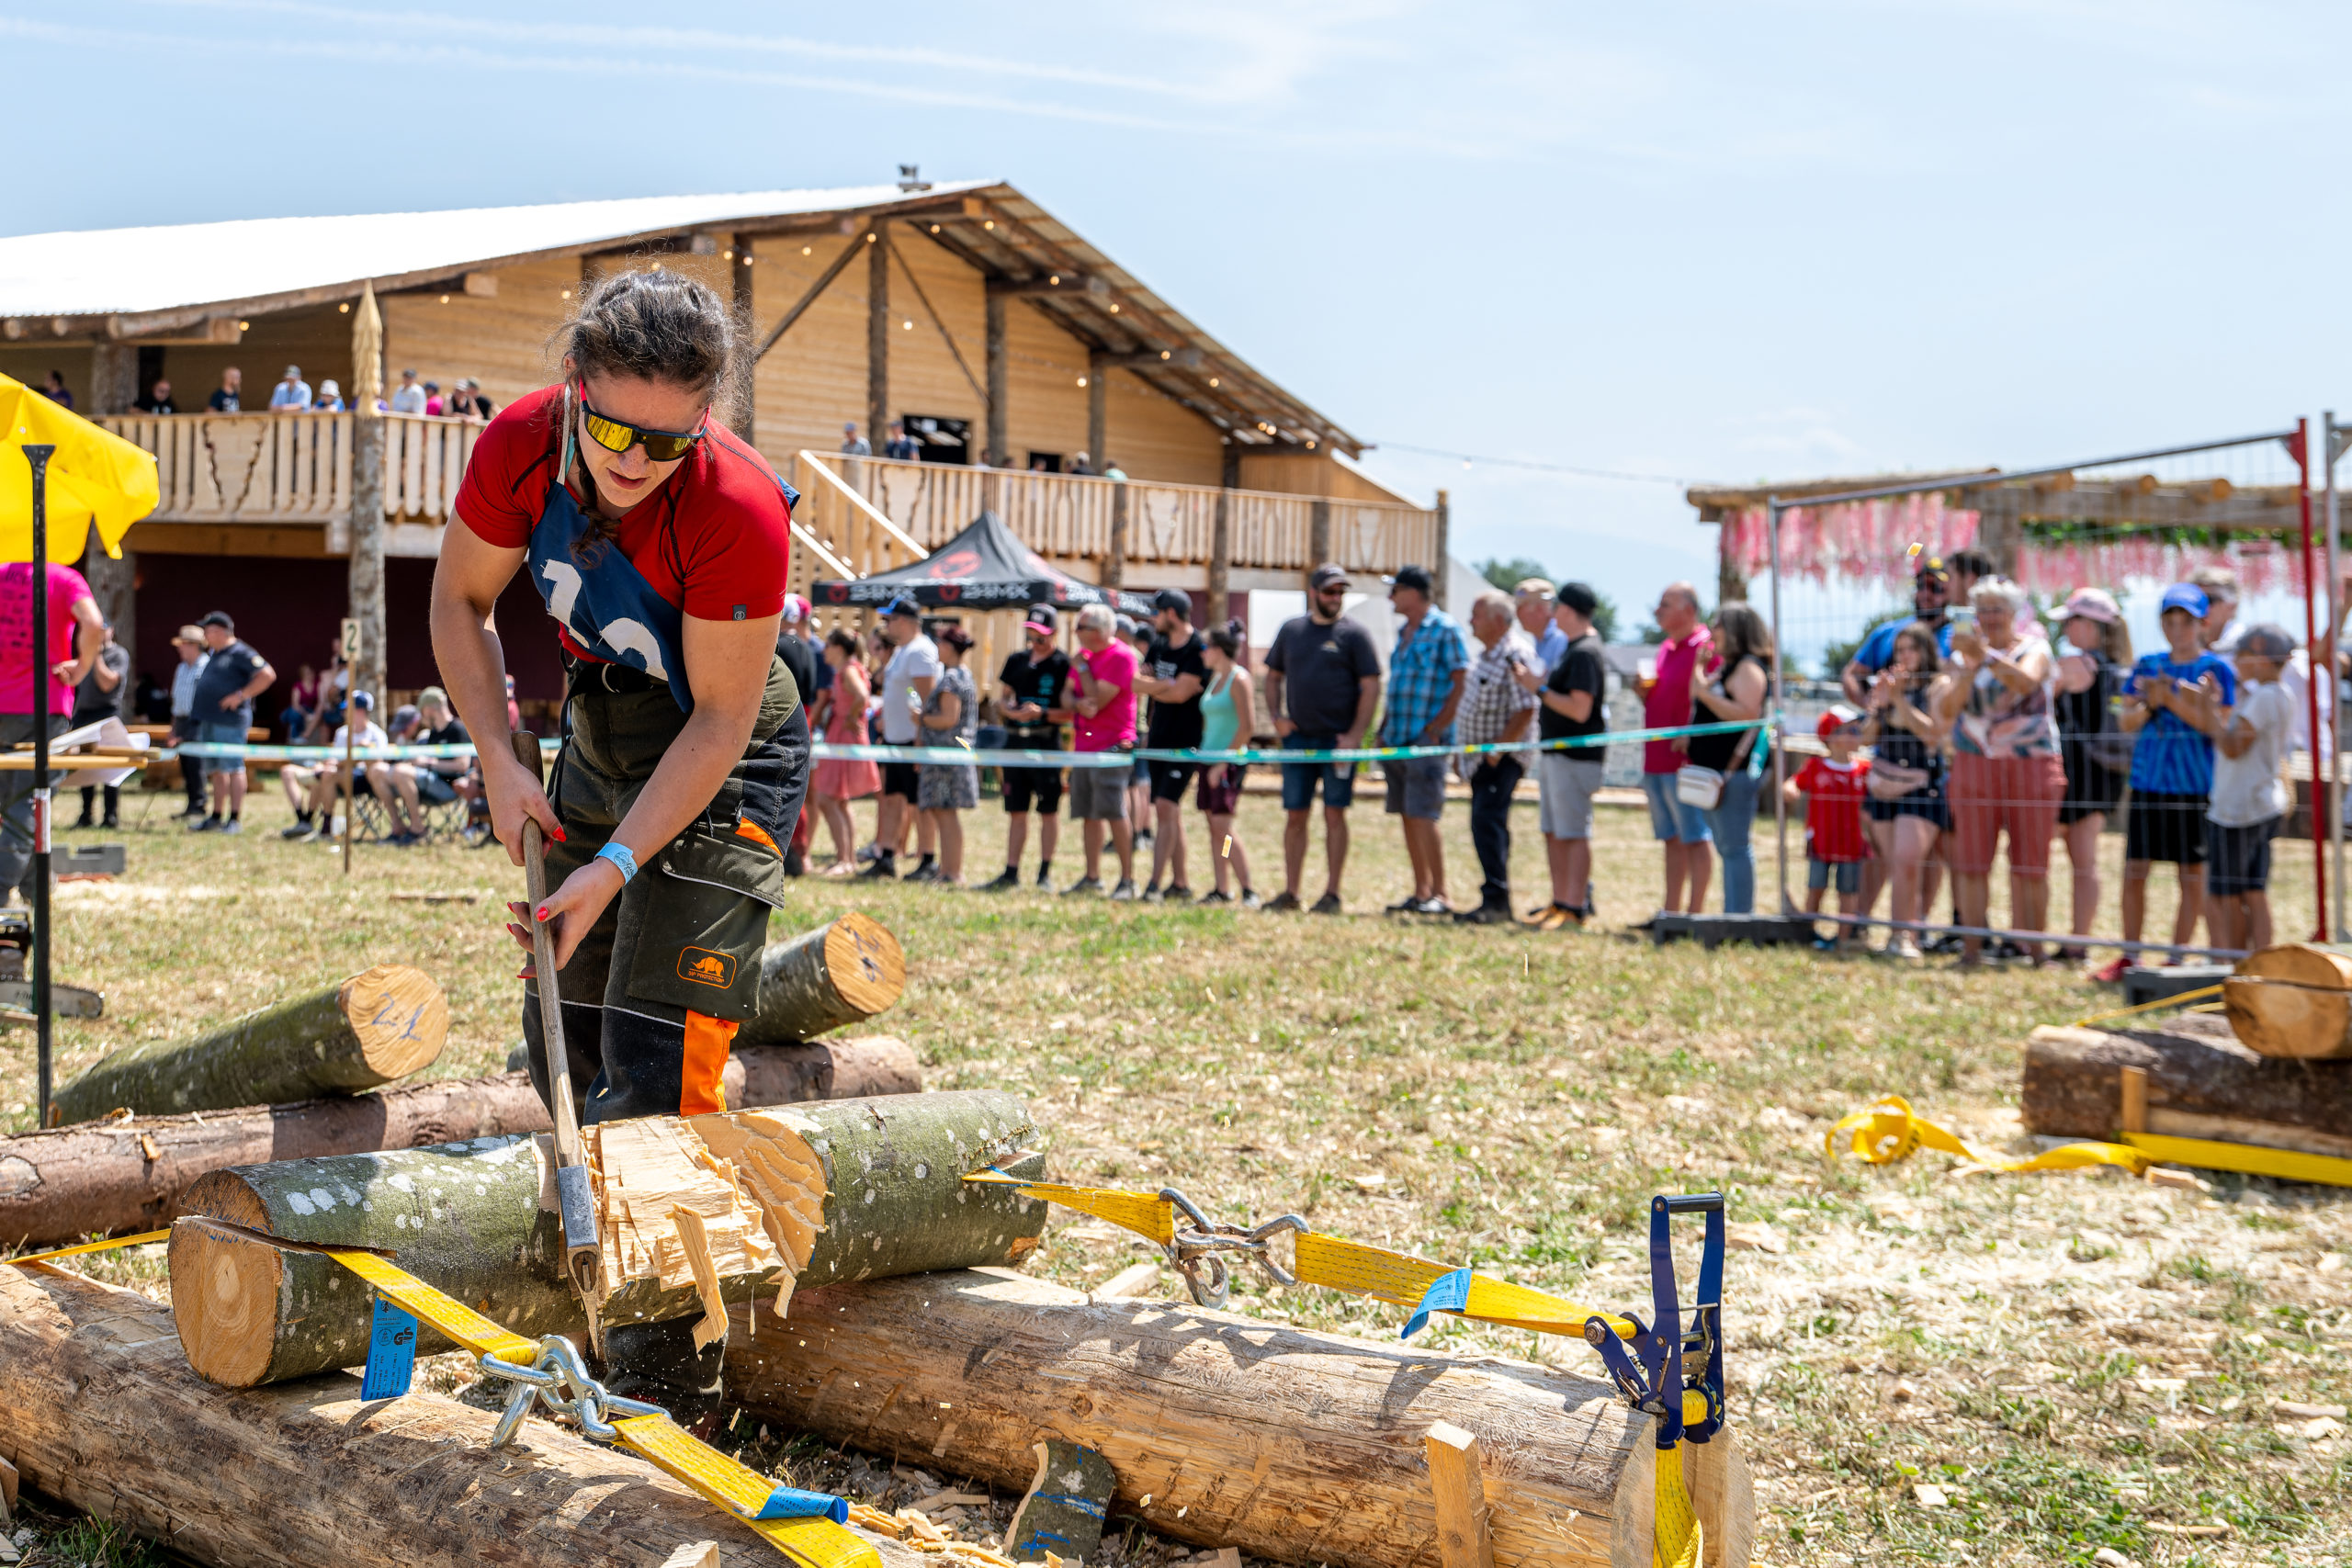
[481,749,564,869]
[506,856,623,976]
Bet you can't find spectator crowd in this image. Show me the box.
[38,365,498,418]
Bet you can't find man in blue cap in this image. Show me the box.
[865,594,939,880]
[2106,581,2235,977]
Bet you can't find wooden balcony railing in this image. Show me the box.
[95,412,482,531]
[798,452,1440,578]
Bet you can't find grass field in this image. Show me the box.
[19,777,2352,1568]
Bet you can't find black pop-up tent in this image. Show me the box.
[810,509,1153,616]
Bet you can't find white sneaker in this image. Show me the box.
[1884,935,1922,960]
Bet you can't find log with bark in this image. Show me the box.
[170,1089,1046,1389]
[0,1263,926,1568]
[0,1037,921,1250]
[52,964,447,1125]
[739,912,906,1045]
[724,1269,1757,1568]
[2023,1019,2352,1156]
[2223,942,2352,1059]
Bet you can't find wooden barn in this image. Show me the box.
[0,176,1443,725]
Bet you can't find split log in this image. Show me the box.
[0,1038,920,1250]
[170,1089,1046,1389]
[0,1264,925,1568]
[2022,1020,2352,1147]
[725,1269,1757,1568]
[2224,942,2352,1059]
[53,964,447,1124]
[739,912,906,1045]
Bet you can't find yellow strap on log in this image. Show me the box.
[6,1229,169,1266]
[614,1414,877,1568]
[317,1253,878,1568]
[1291,1233,1638,1340]
[2067,984,2224,1030]
[1654,1441,1702,1568]
[961,1172,1175,1245]
[1826,1095,2151,1176]
[324,1247,541,1366]
[2120,1132,2352,1188]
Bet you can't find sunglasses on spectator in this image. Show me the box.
[576,386,706,462]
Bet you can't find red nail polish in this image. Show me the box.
[536,905,550,921]
[551,827,568,842]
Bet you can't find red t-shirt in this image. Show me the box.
[453,384,792,662]
[1794,755,1871,863]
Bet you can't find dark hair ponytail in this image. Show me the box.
[1207,618,1246,659]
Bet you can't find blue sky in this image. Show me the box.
[8,1,2351,622]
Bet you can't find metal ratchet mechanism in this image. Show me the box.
[1585,1192,1726,1449]
[1160,1187,1307,1310]
[475,1335,669,1448]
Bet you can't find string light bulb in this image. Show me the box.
[902,320,913,331]
[1048,274,1060,286]
[930,224,941,234]
[802,245,813,255]
[722,249,734,260]
[238,320,250,330]
[1077,376,1089,388]
[439,294,450,304]
[560,289,571,300]
[338,302,350,313]
[1208,377,1219,388]
[983,220,995,230]
[1108,303,1120,313]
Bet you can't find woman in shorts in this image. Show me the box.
[1194,620,1260,906]
[915,625,978,886]
[2052,588,2132,956]
[1860,621,1951,960]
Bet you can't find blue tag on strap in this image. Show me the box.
[1401,1267,1473,1341]
[742,1485,850,1523]
[360,1297,420,1400]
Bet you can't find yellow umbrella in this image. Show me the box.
[0,371,157,562]
[1,371,158,1127]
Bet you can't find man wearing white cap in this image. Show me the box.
[268,365,311,412]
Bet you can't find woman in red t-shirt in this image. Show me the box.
[428,270,805,1410]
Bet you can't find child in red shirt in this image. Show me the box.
[1788,706,1871,950]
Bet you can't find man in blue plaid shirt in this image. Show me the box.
[1380,564,1471,914]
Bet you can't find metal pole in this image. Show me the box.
[2329,411,2344,941]
[343,708,354,875]
[22,445,55,1128]
[2299,417,2326,942]
[1767,497,1790,912]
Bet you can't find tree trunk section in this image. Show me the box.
[170,1089,1046,1388]
[725,1269,1756,1568]
[53,964,447,1124]
[738,914,906,1045]
[2022,1019,2352,1142]
[2222,942,2352,1058]
[0,1038,919,1250]
[0,1265,926,1568]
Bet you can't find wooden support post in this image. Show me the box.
[729,233,755,443]
[1209,486,1232,622]
[2120,1065,2149,1134]
[1309,497,1332,570]
[867,227,890,457]
[87,344,137,416]
[1087,350,1107,471]
[1106,478,1129,589]
[984,286,1008,468]
[1433,488,1453,609]
[84,344,141,649]
[1424,1422,1498,1568]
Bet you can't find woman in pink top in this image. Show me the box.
[811,628,883,874]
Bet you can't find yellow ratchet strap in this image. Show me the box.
[970,1174,1639,1341]
[2067,984,2224,1030]
[962,1172,1176,1245]
[6,1229,169,1267]
[1655,1442,1702,1568]
[2120,1132,2352,1189]
[322,1252,878,1568]
[1826,1095,2151,1176]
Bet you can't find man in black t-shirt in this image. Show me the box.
[984,607,1074,892]
[1133,588,1206,901]
[1263,563,1382,912]
[1521,581,1611,930]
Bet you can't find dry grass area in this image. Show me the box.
[19,780,2352,1568]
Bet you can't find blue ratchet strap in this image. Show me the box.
[1586,1192,1726,1449]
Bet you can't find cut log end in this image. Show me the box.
[823,912,905,1020]
[339,964,451,1080]
[2222,974,2352,1060]
[166,1217,286,1389]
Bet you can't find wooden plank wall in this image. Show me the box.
[380,256,577,413]
[1238,451,1419,505]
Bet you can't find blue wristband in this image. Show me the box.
[595,841,638,884]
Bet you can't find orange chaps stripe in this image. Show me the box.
[681,1011,737,1115]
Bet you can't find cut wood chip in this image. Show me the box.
[2277,1400,2349,1419]
[1725,1221,1786,1255]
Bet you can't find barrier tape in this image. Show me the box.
[8,1235,876,1568]
[1825,1093,2352,1189]
[157,716,1770,771]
